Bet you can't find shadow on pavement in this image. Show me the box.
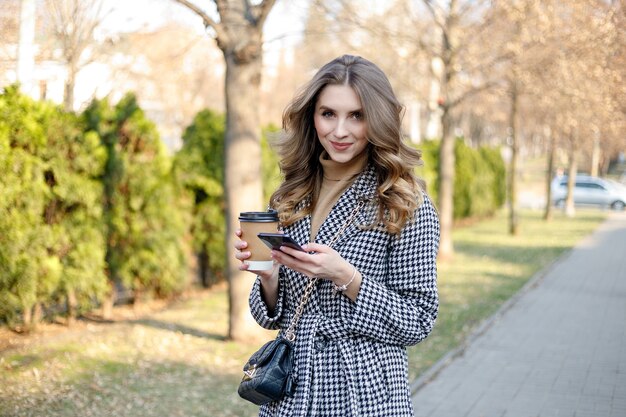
[128,318,226,341]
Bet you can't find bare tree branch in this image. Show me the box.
[454,6,497,53]
[43,0,112,109]
[462,50,515,77]
[250,0,277,28]
[422,0,445,29]
[449,81,498,109]
[172,0,227,41]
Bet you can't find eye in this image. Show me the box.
[351,111,364,120]
[321,110,335,118]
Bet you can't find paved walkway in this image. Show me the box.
[412,212,626,417]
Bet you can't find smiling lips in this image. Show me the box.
[330,141,352,151]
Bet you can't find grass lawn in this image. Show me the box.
[0,209,607,417]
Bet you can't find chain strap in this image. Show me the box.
[284,200,365,342]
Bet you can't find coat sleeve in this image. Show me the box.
[347,196,440,347]
[249,273,286,330]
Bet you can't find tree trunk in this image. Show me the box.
[21,302,42,331]
[543,127,556,221]
[66,287,77,326]
[436,14,455,261]
[32,302,42,327]
[22,302,32,329]
[133,285,143,315]
[590,135,601,177]
[64,64,76,111]
[565,147,578,218]
[198,250,209,288]
[171,0,277,342]
[508,83,520,235]
[438,105,455,260]
[426,56,443,139]
[223,50,267,342]
[101,280,115,320]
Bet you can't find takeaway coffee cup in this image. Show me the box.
[239,210,279,271]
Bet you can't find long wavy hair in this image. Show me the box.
[270,55,425,235]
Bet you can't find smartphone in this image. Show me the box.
[257,233,305,252]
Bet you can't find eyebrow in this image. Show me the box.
[317,105,363,113]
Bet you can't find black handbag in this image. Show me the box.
[237,336,296,405]
[237,201,364,405]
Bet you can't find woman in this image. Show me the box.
[235,55,439,417]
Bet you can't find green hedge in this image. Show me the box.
[0,86,107,326]
[82,94,189,301]
[0,88,188,327]
[414,139,505,220]
[174,109,226,287]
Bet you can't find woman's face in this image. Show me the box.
[313,84,369,164]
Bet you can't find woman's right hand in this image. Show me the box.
[234,229,278,280]
[235,229,280,310]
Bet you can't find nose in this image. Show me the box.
[334,118,349,138]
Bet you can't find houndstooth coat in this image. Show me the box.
[249,165,440,417]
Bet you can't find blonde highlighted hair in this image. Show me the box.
[270,55,424,235]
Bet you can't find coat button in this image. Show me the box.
[313,334,329,351]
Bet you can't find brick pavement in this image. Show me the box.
[412,212,626,417]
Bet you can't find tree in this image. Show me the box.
[43,0,109,111]
[0,86,107,328]
[39,103,108,325]
[489,0,554,234]
[171,0,277,342]
[522,0,625,218]
[82,94,189,317]
[481,0,625,224]
[0,1,21,75]
[418,0,503,258]
[0,86,58,328]
[174,109,226,288]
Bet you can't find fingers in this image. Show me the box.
[238,260,251,271]
[275,243,349,280]
[269,249,289,265]
[271,250,312,278]
[234,238,249,261]
[235,250,251,261]
[301,242,327,253]
[234,229,251,266]
[272,245,323,278]
[277,244,309,258]
[234,229,248,253]
[270,247,303,270]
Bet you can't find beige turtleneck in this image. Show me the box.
[310,151,368,242]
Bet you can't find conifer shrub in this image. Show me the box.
[413,138,505,221]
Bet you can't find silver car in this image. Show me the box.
[551,175,626,211]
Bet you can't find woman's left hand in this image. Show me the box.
[272,243,358,291]
[272,243,351,279]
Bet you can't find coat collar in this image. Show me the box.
[313,164,379,250]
